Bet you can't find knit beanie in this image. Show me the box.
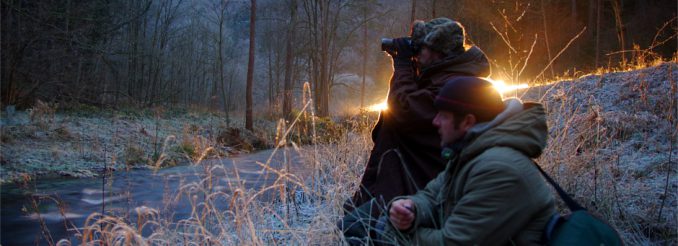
[434,77,504,122]
[411,18,466,57]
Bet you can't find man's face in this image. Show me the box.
[432,110,472,147]
[415,46,443,67]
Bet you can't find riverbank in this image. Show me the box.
[0,106,271,183]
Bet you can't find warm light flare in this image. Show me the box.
[363,79,526,112]
[366,101,388,112]
[487,79,529,94]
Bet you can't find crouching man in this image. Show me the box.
[385,77,556,245]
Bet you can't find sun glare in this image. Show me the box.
[366,101,388,112]
[487,79,529,94]
[363,79,527,112]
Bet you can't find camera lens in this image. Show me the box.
[381,38,394,52]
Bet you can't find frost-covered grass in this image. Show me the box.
[523,62,678,244]
[51,97,373,245]
[0,105,272,183]
[12,63,678,245]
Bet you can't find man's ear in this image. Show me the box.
[461,114,477,130]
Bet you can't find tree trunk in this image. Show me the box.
[245,0,256,130]
[611,0,625,66]
[411,0,416,23]
[218,2,228,117]
[431,0,436,18]
[588,0,596,38]
[360,5,367,109]
[541,0,555,77]
[226,70,235,127]
[571,0,577,19]
[595,0,601,68]
[301,0,336,117]
[282,0,297,120]
[267,42,274,110]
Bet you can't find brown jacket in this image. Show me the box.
[350,46,491,209]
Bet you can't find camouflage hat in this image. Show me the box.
[411,18,466,56]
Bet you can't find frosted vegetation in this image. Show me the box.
[1,63,675,244]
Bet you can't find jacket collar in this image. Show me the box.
[419,46,491,83]
[441,98,525,160]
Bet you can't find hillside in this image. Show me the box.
[261,62,678,244]
[519,62,677,243]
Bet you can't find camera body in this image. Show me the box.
[381,37,420,56]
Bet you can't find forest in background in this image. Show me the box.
[1,1,677,244]
[2,0,676,125]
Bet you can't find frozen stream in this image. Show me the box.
[1,148,306,245]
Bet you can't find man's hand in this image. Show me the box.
[387,38,416,68]
[389,199,415,231]
[386,38,415,58]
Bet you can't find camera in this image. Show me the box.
[381,37,420,55]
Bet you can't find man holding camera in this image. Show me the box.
[349,18,492,209]
[341,17,493,243]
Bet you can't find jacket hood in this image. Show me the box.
[450,99,548,163]
[420,46,491,80]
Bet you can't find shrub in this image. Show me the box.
[123,145,147,166]
[53,126,72,141]
[216,127,269,152]
[29,100,56,130]
[175,142,196,158]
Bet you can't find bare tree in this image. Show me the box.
[541,0,555,77]
[282,0,298,120]
[595,0,602,67]
[245,0,257,130]
[2,0,675,118]
[411,0,417,23]
[301,0,348,117]
[611,0,626,66]
[360,3,368,109]
[431,0,437,18]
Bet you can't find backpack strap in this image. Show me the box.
[543,213,563,241]
[532,161,586,211]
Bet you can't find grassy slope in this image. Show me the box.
[522,62,677,244]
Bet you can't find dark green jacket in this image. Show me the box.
[386,100,556,245]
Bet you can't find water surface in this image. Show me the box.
[1,148,305,245]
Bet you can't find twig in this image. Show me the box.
[651,16,678,48]
[606,33,678,56]
[612,155,625,219]
[532,26,587,82]
[658,64,675,222]
[31,196,55,245]
[490,22,518,54]
[540,0,555,77]
[102,139,107,216]
[497,9,518,33]
[658,130,674,222]
[518,34,539,80]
